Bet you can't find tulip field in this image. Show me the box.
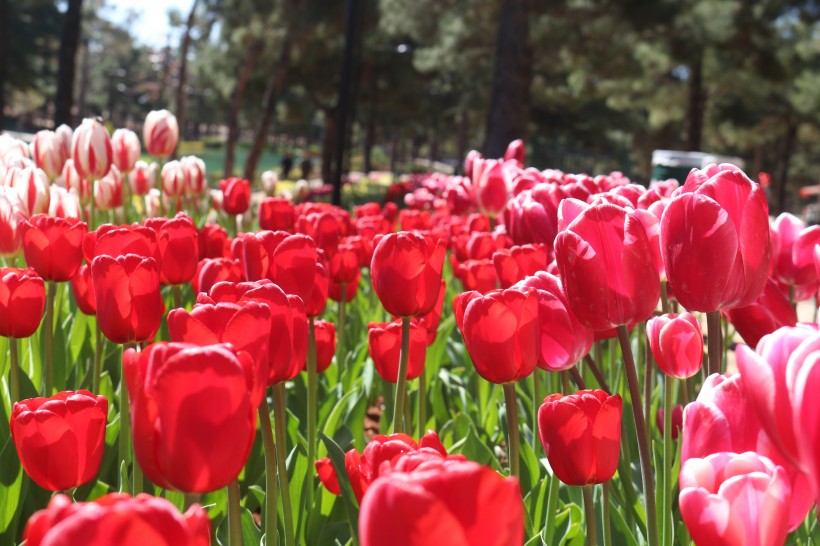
[2,111,820,546]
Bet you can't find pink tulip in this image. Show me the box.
[111,129,141,173]
[9,167,50,217]
[770,213,820,300]
[679,451,791,546]
[71,118,112,180]
[725,280,797,349]
[472,159,508,217]
[646,313,703,379]
[504,139,525,164]
[143,110,179,158]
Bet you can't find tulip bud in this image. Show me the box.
[31,130,66,179]
[181,155,206,195]
[129,160,157,196]
[9,167,50,216]
[646,312,703,379]
[0,267,46,338]
[110,128,141,173]
[94,164,123,211]
[161,160,186,197]
[143,109,179,158]
[71,118,112,180]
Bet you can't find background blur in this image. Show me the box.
[2,0,820,211]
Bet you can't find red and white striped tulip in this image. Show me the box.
[71,118,112,180]
[31,130,67,179]
[94,165,123,211]
[55,124,73,160]
[111,128,141,173]
[9,167,50,216]
[129,160,157,196]
[61,160,91,204]
[49,185,82,219]
[143,110,179,158]
[181,156,206,195]
[161,160,186,198]
[0,186,25,257]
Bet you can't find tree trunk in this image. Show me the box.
[685,55,705,151]
[224,39,263,177]
[54,0,84,126]
[76,38,90,119]
[390,131,399,176]
[321,108,337,184]
[174,0,199,154]
[157,43,173,103]
[483,0,533,157]
[456,109,469,172]
[776,118,797,214]
[243,30,294,182]
[0,0,9,129]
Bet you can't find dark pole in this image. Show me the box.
[331,0,360,207]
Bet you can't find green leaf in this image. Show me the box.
[320,433,359,546]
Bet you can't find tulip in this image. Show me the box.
[48,186,81,219]
[454,287,539,384]
[514,272,594,372]
[22,215,87,282]
[111,129,141,173]
[11,390,107,491]
[371,231,446,318]
[555,198,660,331]
[220,177,251,215]
[161,160,186,199]
[656,405,683,440]
[24,493,210,546]
[329,270,360,303]
[168,301,272,396]
[725,280,797,349]
[472,159,508,217]
[239,231,319,303]
[9,166,50,216]
[143,110,179,158]
[91,254,163,344]
[144,214,199,285]
[84,223,159,264]
[94,164,123,211]
[538,389,622,485]
[305,257,329,318]
[313,319,336,373]
[0,186,25,257]
[0,267,46,338]
[31,130,66,179]
[504,138,525,164]
[368,320,427,382]
[328,241,360,284]
[191,258,243,294]
[316,431,455,501]
[61,160,90,203]
[359,458,523,546]
[492,244,549,288]
[261,169,277,195]
[454,258,498,292]
[682,373,813,529]
[660,164,769,312]
[71,118,112,181]
[502,183,564,249]
[646,313,703,379]
[198,223,229,259]
[70,264,96,316]
[416,280,446,345]
[181,155,206,196]
[55,124,73,162]
[259,197,295,232]
[679,452,791,546]
[129,160,157,196]
[770,213,820,300]
[124,342,260,492]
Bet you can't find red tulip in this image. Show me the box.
[359,458,523,546]
[111,129,141,173]
[198,280,308,384]
[398,209,431,231]
[71,118,112,180]
[296,210,344,253]
[84,223,159,263]
[368,321,427,382]
[24,493,210,546]
[0,186,25,257]
[453,287,539,383]
[538,389,622,485]
[646,312,703,379]
[259,197,295,232]
[220,177,251,215]
[11,390,107,491]
[239,231,319,303]
[656,404,683,440]
[329,269,361,302]
[143,110,179,158]
[472,159,508,217]
[504,139,525,164]
[144,214,200,285]
[313,319,336,373]
[502,183,564,248]
[69,264,96,315]
[198,223,229,259]
[91,254,163,344]
[305,258,329,317]
[725,280,797,349]
[679,452,791,546]
[555,198,659,330]
[416,280,446,345]
[328,241,360,284]
[682,373,813,529]
[316,431,454,501]
[0,267,46,338]
[191,258,243,295]
[124,342,260,492]
[492,244,549,288]
[371,232,445,317]
[514,272,594,372]
[660,164,770,312]
[22,215,87,282]
[455,258,498,293]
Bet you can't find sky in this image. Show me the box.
[106,0,195,48]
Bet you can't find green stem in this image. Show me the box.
[93,321,103,394]
[89,180,97,230]
[706,311,722,376]
[544,469,561,545]
[273,383,296,546]
[44,282,56,395]
[122,171,130,224]
[132,457,143,494]
[337,283,346,373]
[172,285,183,310]
[532,369,542,448]
[662,376,675,546]
[306,317,318,509]
[227,480,243,546]
[583,485,598,546]
[644,335,653,438]
[184,492,201,510]
[617,324,659,546]
[660,281,670,314]
[561,370,573,394]
[570,366,587,390]
[502,382,520,478]
[9,337,19,402]
[258,397,279,546]
[390,316,412,433]
[418,365,426,438]
[603,482,613,546]
[583,354,611,394]
[118,349,131,466]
